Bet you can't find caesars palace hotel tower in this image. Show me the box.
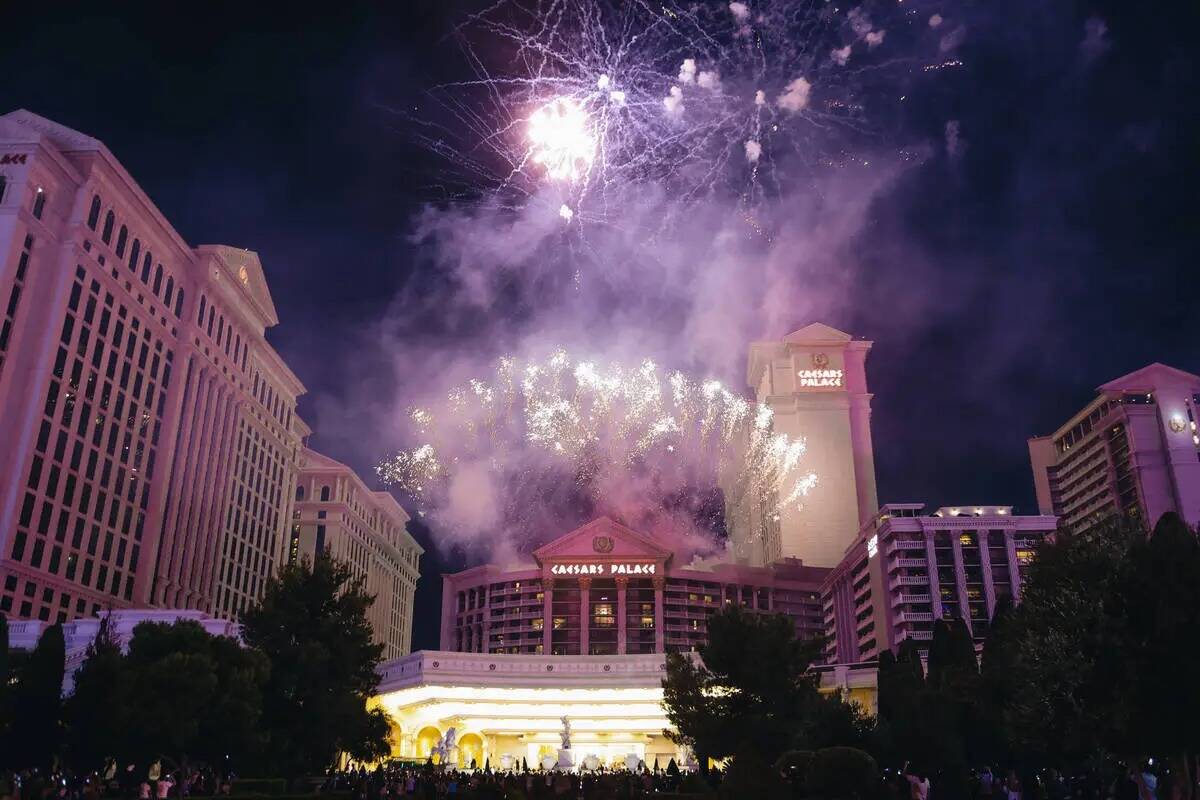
[729,323,879,568]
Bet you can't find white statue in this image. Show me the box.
[432,727,457,764]
[559,716,572,751]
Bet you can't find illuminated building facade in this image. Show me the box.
[291,448,423,659]
[440,517,827,657]
[729,323,878,568]
[1028,363,1200,533]
[0,109,305,623]
[371,648,877,769]
[820,504,1056,663]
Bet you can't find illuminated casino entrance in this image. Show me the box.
[371,651,686,769]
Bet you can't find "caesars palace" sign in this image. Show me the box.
[549,562,658,576]
[796,368,844,389]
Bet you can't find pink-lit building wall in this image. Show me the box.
[440,517,829,656]
[734,323,879,568]
[820,504,1056,663]
[1029,363,1200,533]
[0,110,305,623]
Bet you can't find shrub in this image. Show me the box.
[717,753,788,800]
[806,747,878,800]
[776,750,815,784]
[678,772,714,796]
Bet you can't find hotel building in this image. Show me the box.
[729,323,879,568]
[0,109,308,624]
[820,504,1056,663]
[1028,363,1200,533]
[291,448,424,660]
[374,516,869,769]
[439,517,827,658]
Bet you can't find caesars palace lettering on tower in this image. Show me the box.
[549,563,658,576]
[796,368,844,389]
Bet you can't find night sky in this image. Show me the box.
[2,0,1196,650]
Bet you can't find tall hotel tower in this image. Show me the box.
[728,323,879,568]
[1029,363,1200,533]
[0,110,306,623]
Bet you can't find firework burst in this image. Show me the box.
[415,0,950,226]
[377,351,816,550]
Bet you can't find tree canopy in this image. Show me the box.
[9,622,65,770]
[65,618,268,771]
[240,554,392,778]
[662,605,864,768]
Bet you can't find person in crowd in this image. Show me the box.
[978,766,996,798]
[902,761,931,800]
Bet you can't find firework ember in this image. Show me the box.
[416,0,953,226]
[377,352,816,553]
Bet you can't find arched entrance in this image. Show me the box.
[416,726,442,761]
[457,733,484,769]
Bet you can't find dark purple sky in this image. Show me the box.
[3,0,1196,650]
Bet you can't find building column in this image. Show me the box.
[978,533,996,618]
[653,577,666,653]
[924,531,943,619]
[542,579,554,655]
[1005,533,1023,603]
[616,577,629,655]
[579,577,591,656]
[950,533,970,629]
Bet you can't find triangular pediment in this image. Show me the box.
[782,322,853,344]
[533,517,672,565]
[1100,362,1200,394]
[194,245,280,328]
[0,109,103,152]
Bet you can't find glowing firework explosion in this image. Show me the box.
[418,0,954,224]
[377,352,816,550]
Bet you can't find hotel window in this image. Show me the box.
[102,211,115,243]
[87,196,101,229]
[141,254,151,283]
[0,176,6,204]
[32,188,46,219]
[115,226,127,258]
[129,240,141,273]
[153,265,163,294]
[174,289,184,318]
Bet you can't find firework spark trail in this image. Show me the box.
[376,351,817,549]
[382,0,959,555]
[414,0,952,227]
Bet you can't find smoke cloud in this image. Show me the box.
[315,0,1174,568]
[777,77,812,112]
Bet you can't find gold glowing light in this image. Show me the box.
[377,351,819,534]
[528,98,596,182]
